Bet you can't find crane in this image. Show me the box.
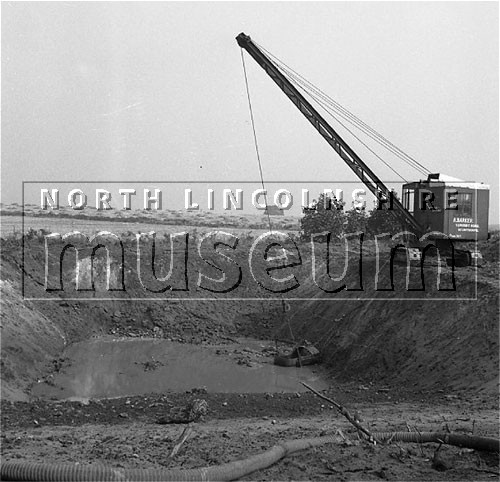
[236,32,489,265]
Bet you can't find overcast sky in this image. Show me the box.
[2,2,498,221]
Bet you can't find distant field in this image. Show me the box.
[1,215,296,238]
[0,203,301,238]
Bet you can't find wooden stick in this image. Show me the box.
[301,382,378,443]
[167,426,193,460]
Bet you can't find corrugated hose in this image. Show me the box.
[1,431,498,481]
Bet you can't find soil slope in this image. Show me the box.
[273,259,499,395]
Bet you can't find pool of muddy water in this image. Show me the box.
[31,337,327,401]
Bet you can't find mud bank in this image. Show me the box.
[273,262,499,395]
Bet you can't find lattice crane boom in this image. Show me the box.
[236,32,423,235]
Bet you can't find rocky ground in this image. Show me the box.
[2,387,499,480]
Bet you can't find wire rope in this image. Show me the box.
[255,41,430,177]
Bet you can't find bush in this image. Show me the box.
[300,193,346,240]
[366,203,406,236]
[301,191,406,240]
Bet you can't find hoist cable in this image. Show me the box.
[279,62,426,178]
[258,41,429,175]
[243,50,407,183]
[282,65,430,176]
[255,41,431,177]
[240,49,297,345]
[240,49,273,233]
[281,70,409,182]
[283,68,428,178]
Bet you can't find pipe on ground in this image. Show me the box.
[0,434,343,482]
[1,432,498,481]
[374,431,499,453]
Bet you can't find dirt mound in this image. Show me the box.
[276,258,499,395]
[0,279,66,400]
[480,230,499,262]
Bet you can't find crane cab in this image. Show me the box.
[402,174,489,241]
